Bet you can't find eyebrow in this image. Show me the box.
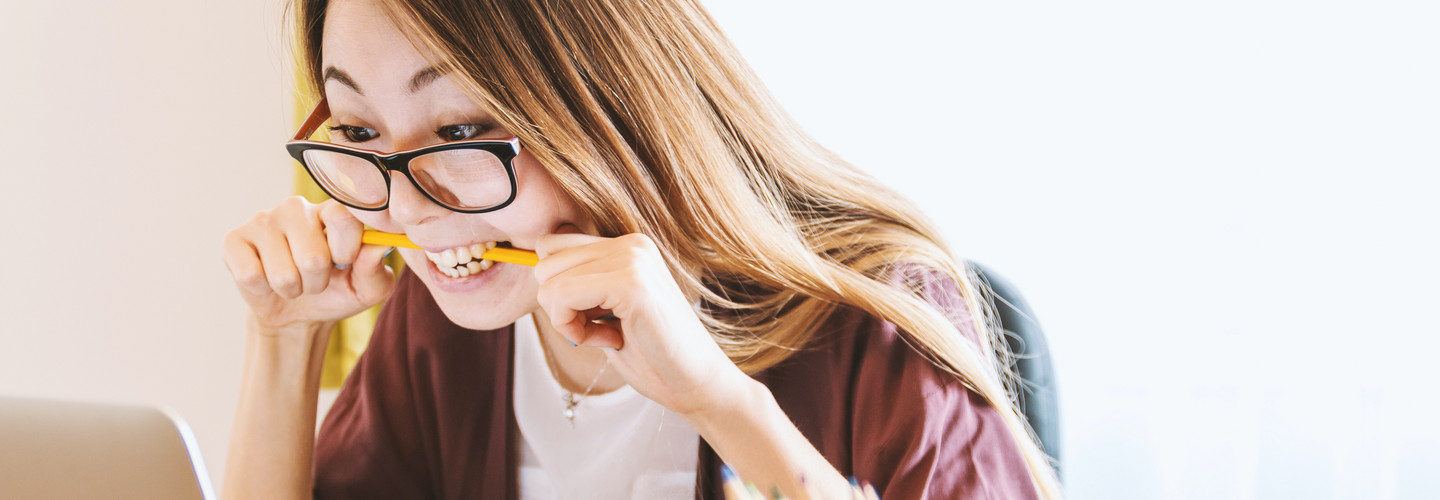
[321,65,448,96]
[322,67,364,95]
[407,66,446,94]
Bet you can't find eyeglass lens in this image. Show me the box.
[301,148,511,210]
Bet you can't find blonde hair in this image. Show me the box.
[293,0,1060,496]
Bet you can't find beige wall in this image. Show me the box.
[0,0,293,490]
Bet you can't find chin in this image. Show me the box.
[401,250,538,331]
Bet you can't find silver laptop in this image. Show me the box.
[0,397,216,500]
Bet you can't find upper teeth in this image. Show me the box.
[427,242,500,277]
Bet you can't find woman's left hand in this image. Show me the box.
[533,226,751,417]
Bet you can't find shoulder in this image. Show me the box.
[759,263,1040,499]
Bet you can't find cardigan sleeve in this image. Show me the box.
[718,265,1043,499]
[848,265,1041,499]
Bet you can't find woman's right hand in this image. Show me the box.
[223,196,396,334]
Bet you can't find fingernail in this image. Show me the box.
[335,263,351,270]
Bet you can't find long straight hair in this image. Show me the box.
[293,0,1060,496]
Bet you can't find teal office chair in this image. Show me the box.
[969,261,1061,480]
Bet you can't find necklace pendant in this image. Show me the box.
[562,392,577,425]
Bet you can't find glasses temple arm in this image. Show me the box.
[292,97,332,141]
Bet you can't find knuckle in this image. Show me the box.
[618,232,653,249]
[233,267,265,287]
[275,196,313,219]
[269,274,299,293]
[622,264,647,285]
[295,255,329,275]
[248,210,273,226]
[319,199,348,218]
[622,245,650,266]
[222,229,245,248]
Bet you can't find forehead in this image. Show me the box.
[321,0,436,93]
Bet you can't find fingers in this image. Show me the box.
[279,205,333,295]
[224,196,341,300]
[242,214,305,299]
[534,222,586,256]
[535,233,673,350]
[534,232,659,284]
[533,234,607,278]
[349,243,396,306]
[554,309,625,349]
[541,272,630,349]
[319,199,364,267]
[537,256,638,331]
[224,196,400,328]
[223,229,271,297]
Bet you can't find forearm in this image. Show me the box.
[686,377,852,500]
[223,316,333,500]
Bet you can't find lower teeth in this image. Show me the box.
[443,260,492,278]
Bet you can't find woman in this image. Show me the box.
[222,0,1060,498]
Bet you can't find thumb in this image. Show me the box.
[351,244,396,306]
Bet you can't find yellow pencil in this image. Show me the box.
[361,230,539,267]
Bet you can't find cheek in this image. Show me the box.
[510,153,590,223]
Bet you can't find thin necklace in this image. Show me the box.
[532,315,610,426]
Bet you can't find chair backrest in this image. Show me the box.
[968,261,1062,480]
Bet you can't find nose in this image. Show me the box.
[386,171,448,226]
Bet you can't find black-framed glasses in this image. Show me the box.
[285,97,521,214]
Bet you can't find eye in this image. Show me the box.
[436,124,490,142]
[327,125,378,143]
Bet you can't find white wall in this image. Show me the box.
[704,1,1440,498]
[1,1,1435,498]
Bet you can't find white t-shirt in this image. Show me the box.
[512,314,699,499]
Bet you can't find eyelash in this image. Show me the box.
[326,123,494,143]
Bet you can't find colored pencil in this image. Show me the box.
[361,230,539,267]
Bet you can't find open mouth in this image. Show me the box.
[424,241,514,278]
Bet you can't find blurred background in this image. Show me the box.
[1,0,1435,498]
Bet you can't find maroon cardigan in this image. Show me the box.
[313,267,1040,499]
